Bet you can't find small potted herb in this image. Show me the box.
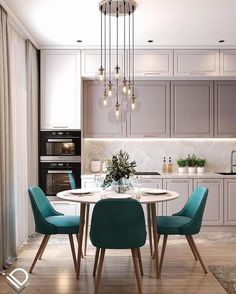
[186,154,197,174]
[196,158,206,174]
[177,159,187,174]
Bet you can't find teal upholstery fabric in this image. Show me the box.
[28,186,80,235]
[45,216,80,234]
[90,199,146,249]
[157,216,192,234]
[157,186,208,235]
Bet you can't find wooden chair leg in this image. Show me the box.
[188,235,208,274]
[185,235,198,261]
[131,248,143,294]
[84,204,90,256]
[93,247,100,277]
[38,235,50,260]
[69,234,77,271]
[76,234,84,258]
[29,235,49,273]
[95,248,105,294]
[147,204,153,256]
[152,234,161,260]
[160,235,168,275]
[137,248,144,276]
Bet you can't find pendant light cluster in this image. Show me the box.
[98,0,137,119]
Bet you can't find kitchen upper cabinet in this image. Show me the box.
[83,81,126,138]
[81,50,124,78]
[134,50,173,77]
[41,50,81,130]
[162,179,193,216]
[127,81,170,137]
[224,179,236,225]
[171,81,213,137]
[214,81,236,137]
[174,50,219,76]
[220,50,236,76]
[194,179,223,225]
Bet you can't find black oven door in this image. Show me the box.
[39,162,81,196]
[40,131,81,157]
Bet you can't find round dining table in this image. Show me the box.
[57,188,179,279]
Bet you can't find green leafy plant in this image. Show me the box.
[177,159,187,167]
[196,158,206,167]
[103,150,137,187]
[186,154,197,167]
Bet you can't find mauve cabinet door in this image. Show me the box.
[214,81,236,137]
[83,81,126,138]
[127,81,170,137]
[194,179,223,225]
[162,179,193,216]
[171,81,213,137]
[224,179,236,225]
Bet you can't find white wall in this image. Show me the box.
[83,139,236,173]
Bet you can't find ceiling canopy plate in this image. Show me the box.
[99,0,136,16]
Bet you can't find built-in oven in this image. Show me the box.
[40,130,81,162]
[39,161,81,196]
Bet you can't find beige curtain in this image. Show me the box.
[26,40,39,235]
[0,6,16,272]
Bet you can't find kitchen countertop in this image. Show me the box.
[82,172,236,179]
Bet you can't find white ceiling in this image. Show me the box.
[3,0,236,48]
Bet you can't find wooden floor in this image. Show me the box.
[1,235,235,294]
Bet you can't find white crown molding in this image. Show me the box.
[0,0,39,48]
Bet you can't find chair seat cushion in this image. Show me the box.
[157,216,192,235]
[45,215,80,234]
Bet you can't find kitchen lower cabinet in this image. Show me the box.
[194,179,223,225]
[224,179,236,225]
[171,81,213,137]
[50,201,79,216]
[162,179,193,216]
[138,178,163,216]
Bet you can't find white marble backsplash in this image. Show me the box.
[83,139,236,174]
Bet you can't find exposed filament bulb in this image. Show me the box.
[103,91,108,106]
[115,102,120,118]
[115,65,120,79]
[98,66,104,81]
[108,82,112,97]
[127,82,132,96]
[122,79,127,94]
[131,95,136,110]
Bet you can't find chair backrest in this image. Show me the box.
[28,186,61,233]
[175,186,208,235]
[90,198,146,249]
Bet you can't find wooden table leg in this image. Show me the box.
[147,204,153,256]
[150,203,160,278]
[76,203,86,279]
[84,203,90,256]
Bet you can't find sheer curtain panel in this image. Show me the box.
[0,6,16,273]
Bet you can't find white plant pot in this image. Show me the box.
[197,167,205,174]
[178,167,187,174]
[188,166,196,174]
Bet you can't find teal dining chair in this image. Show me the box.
[28,186,80,273]
[157,186,208,275]
[90,198,146,294]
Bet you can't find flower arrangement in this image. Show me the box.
[196,158,206,167]
[103,150,137,190]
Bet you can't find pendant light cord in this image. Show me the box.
[116,3,119,104]
[100,7,103,68]
[124,1,126,80]
[132,5,134,94]
[104,8,106,89]
[109,1,111,82]
[128,9,131,83]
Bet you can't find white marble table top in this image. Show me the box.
[57,188,179,204]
